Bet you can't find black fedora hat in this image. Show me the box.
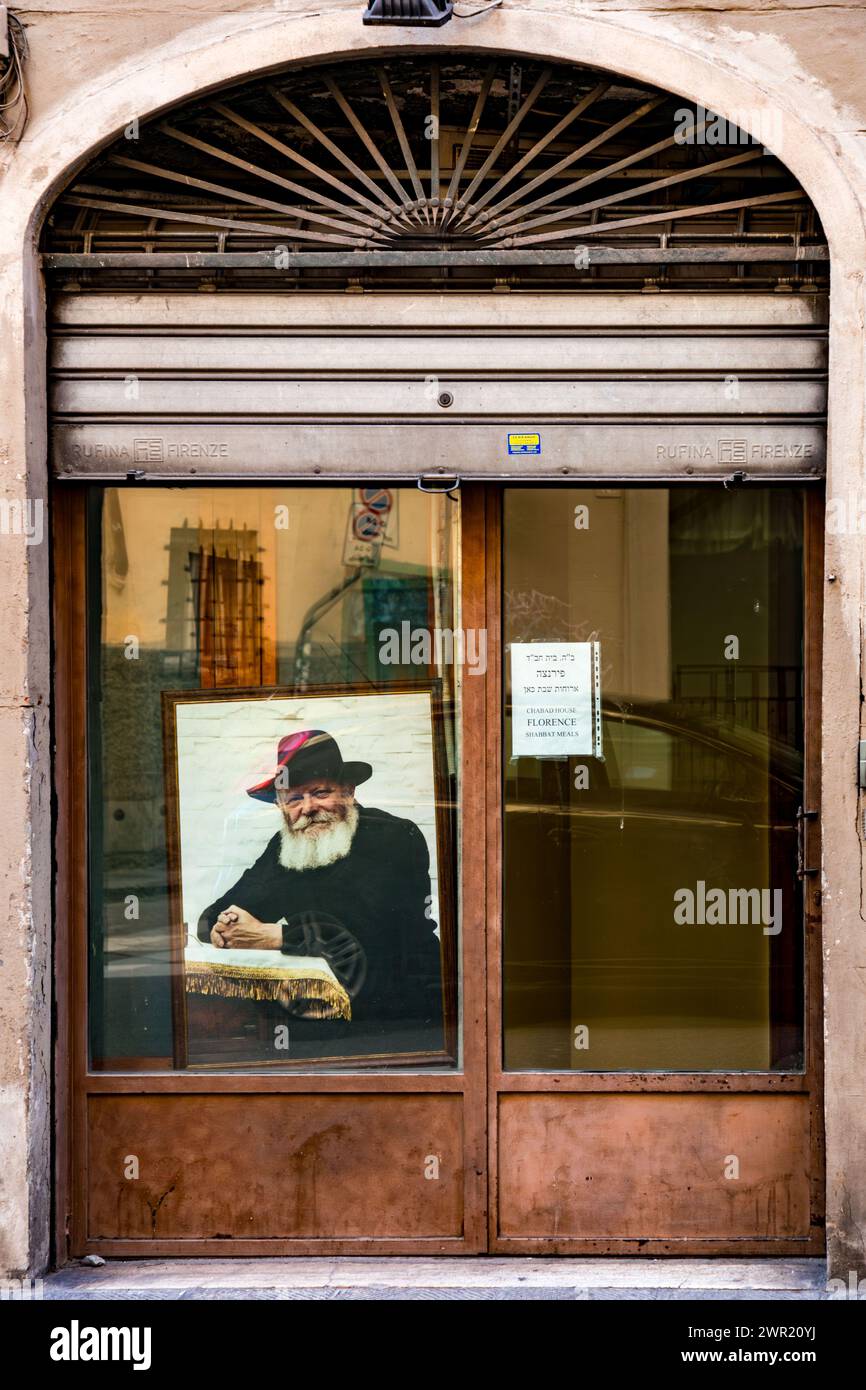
[246,729,372,804]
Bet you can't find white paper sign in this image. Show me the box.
[510,641,602,758]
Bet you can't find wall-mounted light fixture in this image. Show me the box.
[363,0,453,26]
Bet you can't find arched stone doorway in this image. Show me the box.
[0,3,857,1275]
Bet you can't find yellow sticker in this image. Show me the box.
[508,432,542,456]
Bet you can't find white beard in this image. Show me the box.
[278,801,359,872]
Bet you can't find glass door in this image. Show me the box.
[57,482,491,1254]
[493,486,823,1252]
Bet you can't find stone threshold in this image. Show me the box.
[43,1256,831,1301]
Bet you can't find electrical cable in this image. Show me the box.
[453,0,503,18]
[0,11,29,143]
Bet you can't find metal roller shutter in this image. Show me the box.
[50,292,827,482]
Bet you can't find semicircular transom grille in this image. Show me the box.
[43,53,825,289]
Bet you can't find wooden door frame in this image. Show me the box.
[485,484,825,1256]
[52,481,490,1259]
[52,481,823,1259]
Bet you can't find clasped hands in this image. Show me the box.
[210,905,282,951]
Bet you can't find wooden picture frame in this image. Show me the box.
[162,680,457,1071]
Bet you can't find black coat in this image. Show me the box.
[197,805,443,1037]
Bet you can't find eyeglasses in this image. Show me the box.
[278,785,338,807]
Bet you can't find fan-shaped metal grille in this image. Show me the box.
[43,54,826,291]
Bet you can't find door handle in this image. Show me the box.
[417,475,460,496]
[796,805,819,879]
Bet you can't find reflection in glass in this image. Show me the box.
[503,488,805,1072]
[88,486,460,1071]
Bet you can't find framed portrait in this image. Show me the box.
[162,681,457,1070]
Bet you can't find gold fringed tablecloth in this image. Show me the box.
[185,960,351,1021]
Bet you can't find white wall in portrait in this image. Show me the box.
[173,690,442,940]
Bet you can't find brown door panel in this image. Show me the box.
[88,1094,464,1240]
[497,1092,811,1240]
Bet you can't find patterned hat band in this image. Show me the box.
[246,730,372,803]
